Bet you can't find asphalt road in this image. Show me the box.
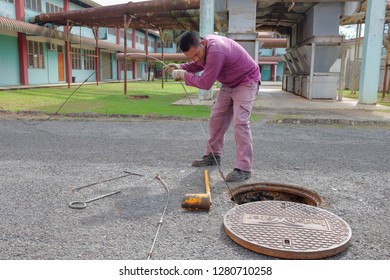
[0,115,389,260]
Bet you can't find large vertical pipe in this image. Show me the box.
[358,0,386,104]
[200,0,214,36]
[199,0,214,100]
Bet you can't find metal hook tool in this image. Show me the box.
[68,190,121,209]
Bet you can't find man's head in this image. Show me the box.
[179,31,206,63]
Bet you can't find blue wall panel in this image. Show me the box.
[0,35,19,86]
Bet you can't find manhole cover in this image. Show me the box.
[224,201,352,259]
[231,182,322,206]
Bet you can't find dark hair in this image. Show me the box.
[179,31,201,52]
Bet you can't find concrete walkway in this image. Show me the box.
[173,81,390,121]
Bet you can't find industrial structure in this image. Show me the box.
[0,0,389,104]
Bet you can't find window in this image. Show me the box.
[121,60,130,71]
[108,28,116,36]
[46,2,63,13]
[3,0,15,4]
[138,35,144,44]
[27,41,45,69]
[25,0,42,12]
[157,41,173,48]
[71,47,81,70]
[84,49,96,70]
[149,38,154,48]
[120,29,132,39]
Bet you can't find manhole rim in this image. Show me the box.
[231,182,323,207]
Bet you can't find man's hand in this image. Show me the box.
[163,63,181,74]
[172,69,186,81]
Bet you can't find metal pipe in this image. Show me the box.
[34,0,200,25]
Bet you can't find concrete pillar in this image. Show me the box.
[199,0,215,100]
[358,0,387,104]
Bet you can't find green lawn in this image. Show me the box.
[343,90,390,107]
[0,81,212,119]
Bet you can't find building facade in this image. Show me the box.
[0,0,168,87]
[0,0,284,88]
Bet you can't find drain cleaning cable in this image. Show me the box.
[177,81,238,204]
[129,53,238,203]
[148,173,171,260]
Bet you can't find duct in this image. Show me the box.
[257,32,274,38]
[258,55,283,63]
[260,38,288,48]
[284,36,342,75]
[0,16,64,39]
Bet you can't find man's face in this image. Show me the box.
[184,40,206,63]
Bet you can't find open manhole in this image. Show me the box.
[231,182,323,206]
[128,95,150,99]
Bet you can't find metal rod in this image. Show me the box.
[72,171,143,191]
[69,190,121,209]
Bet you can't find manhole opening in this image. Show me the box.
[127,95,150,99]
[231,182,322,207]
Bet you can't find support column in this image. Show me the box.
[132,28,136,80]
[358,0,386,104]
[15,0,28,85]
[93,27,100,85]
[65,21,73,88]
[199,0,214,100]
[116,28,121,81]
[272,48,277,81]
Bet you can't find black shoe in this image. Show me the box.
[191,154,221,167]
[226,168,251,182]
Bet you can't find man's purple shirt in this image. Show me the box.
[180,34,261,90]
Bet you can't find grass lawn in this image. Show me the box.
[0,81,212,119]
[343,90,390,107]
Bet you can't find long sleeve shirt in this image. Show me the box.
[180,34,261,90]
